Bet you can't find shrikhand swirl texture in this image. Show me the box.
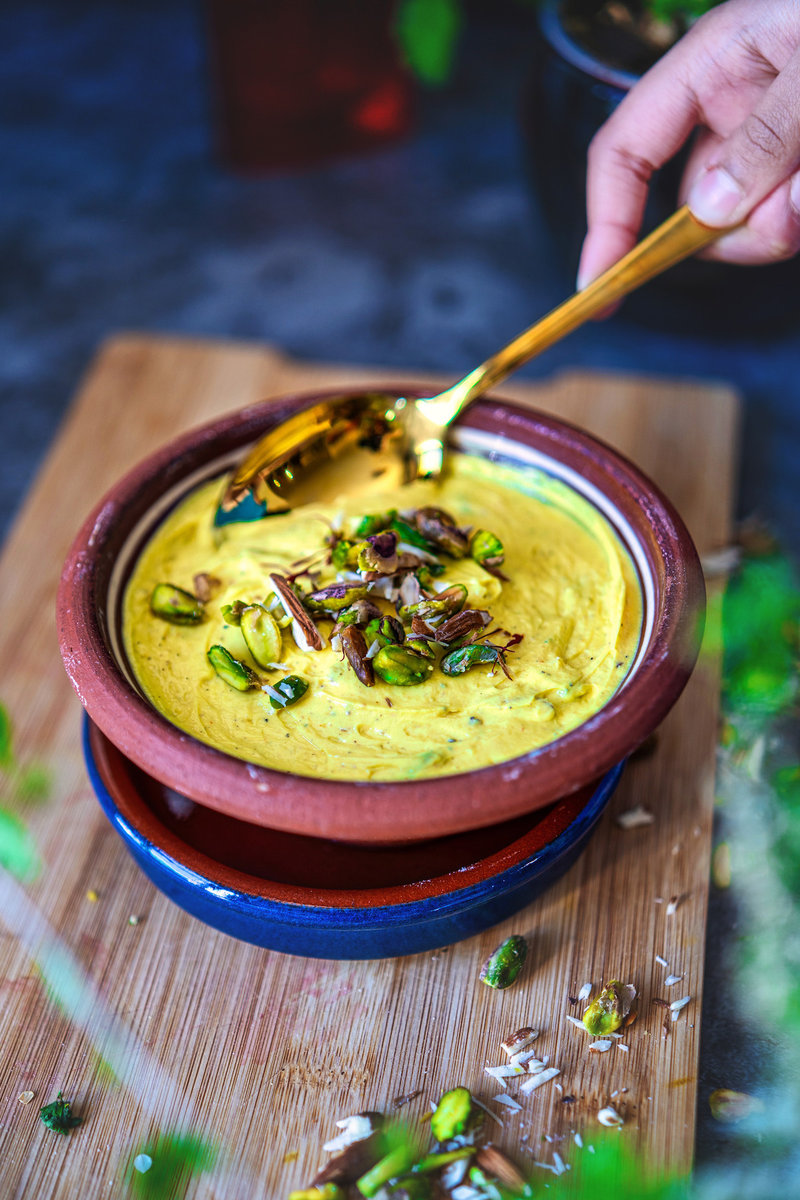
[122,454,642,781]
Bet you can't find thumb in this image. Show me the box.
[687,46,800,227]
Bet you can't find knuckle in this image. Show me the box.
[740,112,789,162]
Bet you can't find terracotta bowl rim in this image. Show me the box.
[58,385,705,843]
[85,716,621,912]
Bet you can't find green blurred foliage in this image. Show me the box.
[129,1133,217,1199]
[395,0,463,85]
[0,807,40,880]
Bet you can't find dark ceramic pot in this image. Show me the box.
[523,0,800,336]
[58,385,704,845]
[84,717,624,958]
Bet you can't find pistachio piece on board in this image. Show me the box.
[150,583,204,625]
[207,645,259,691]
[430,1086,474,1142]
[480,935,528,989]
[582,980,637,1036]
[240,604,282,668]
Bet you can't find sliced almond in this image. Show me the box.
[269,574,324,650]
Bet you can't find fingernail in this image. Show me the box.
[790,171,800,218]
[687,166,745,226]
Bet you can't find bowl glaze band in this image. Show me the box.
[84,716,625,959]
[58,387,705,844]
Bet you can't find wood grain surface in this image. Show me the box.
[0,335,738,1197]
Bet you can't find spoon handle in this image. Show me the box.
[420,205,725,424]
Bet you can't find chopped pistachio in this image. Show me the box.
[399,584,468,625]
[406,638,436,659]
[266,675,309,709]
[373,645,433,686]
[220,599,248,626]
[330,539,359,569]
[207,645,259,691]
[470,529,505,570]
[364,616,405,648]
[415,508,469,557]
[150,583,204,625]
[306,583,369,614]
[289,1186,345,1200]
[440,643,500,676]
[430,1086,473,1142]
[480,934,528,989]
[582,980,637,1036]
[357,531,399,575]
[354,509,397,538]
[411,1146,474,1174]
[240,604,283,667]
[389,517,435,552]
[39,1091,82,1134]
[356,1144,415,1197]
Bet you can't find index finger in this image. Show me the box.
[579,62,702,287]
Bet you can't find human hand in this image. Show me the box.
[578,0,800,289]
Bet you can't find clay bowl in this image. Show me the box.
[58,387,704,845]
[84,717,624,958]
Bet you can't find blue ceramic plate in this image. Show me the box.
[84,717,623,960]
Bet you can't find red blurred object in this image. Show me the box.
[205,0,415,170]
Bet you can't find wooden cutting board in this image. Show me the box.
[0,335,738,1197]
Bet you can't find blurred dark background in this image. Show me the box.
[2,0,799,552]
[2,0,798,1181]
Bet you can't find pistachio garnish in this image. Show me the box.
[357,531,399,575]
[388,516,434,552]
[306,583,369,614]
[339,626,374,687]
[415,507,469,557]
[264,674,309,709]
[354,509,397,538]
[240,604,283,667]
[582,980,637,1036]
[269,573,325,651]
[192,572,220,603]
[207,645,259,691]
[479,934,528,989]
[150,583,204,625]
[441,643,502,675]
[220,599,248,626]
[430,1086,474,1143]
[364,615,404,648]
[330,538,359,569]
[334,598,384,630]
[435,608,491,644]
[372,645,433,686]
[399,584,468,625]
[470,529,505,572]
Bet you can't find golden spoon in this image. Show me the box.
[218,205,726,520]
